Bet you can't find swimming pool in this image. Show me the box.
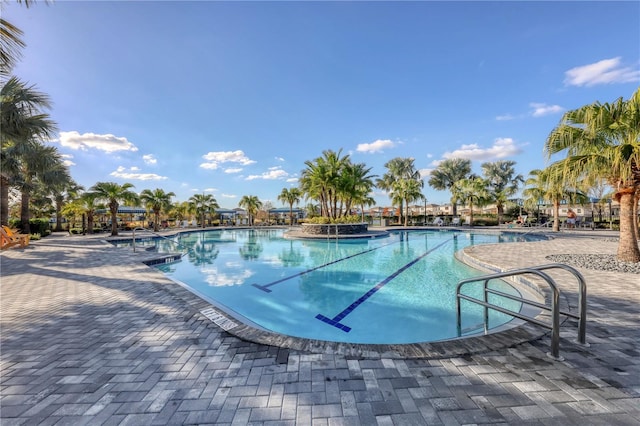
[124,229,543,344]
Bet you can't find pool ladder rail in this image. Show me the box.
[131,227,189,259]
[455,263,588,361]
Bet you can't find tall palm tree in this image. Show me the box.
[0,0,38,76]
[278,187,302,225]
[9,142,70,233]
[299,149,349,219]
[140,188,175,231]
[545,88,640,262]
[189,193,219,228]
[169,201,192,225]
[452,177,489,227]
[338,161,376,219]
[78,191,100,234]
[395,178,425,226]
[90,182,139,236]
[428,158,472,217]
[238,195,262,226]
[481,160,524,224]
[1,77,57,226]
[50,180,82,232]
[377,157,423,225]
[523,168,589,232]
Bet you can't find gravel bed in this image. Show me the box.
[546,253,640,274]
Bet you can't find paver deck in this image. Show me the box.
[1,229,639,425]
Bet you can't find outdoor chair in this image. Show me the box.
[1,226,29,250]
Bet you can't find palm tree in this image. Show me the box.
[1,77,57,226]
[140,188,175,231]
[9,142,71,233]
[481,160,524,224]
[377,157,423,225]
[278,187,302,225]
[452,177,489,227]
[90,182,139,236]
[78,191,100,234]
[299,149,349,219]
[524,168,590,232]
[239,195,262,226]
[338,162,376,219]
[169,201,192,226]
[50,180,83,232]
[189,193,219,228]
[545,89,640,262]
[428,158,472,217]
[394,178,425,226]
[0,0,39,76]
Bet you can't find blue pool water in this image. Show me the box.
[127,229,542,344]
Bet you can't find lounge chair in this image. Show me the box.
[431,217,444,226]
[1,226,29,250]
[451,217,461,226]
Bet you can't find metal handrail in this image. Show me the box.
[456,268,562,359]
[456,264,588,360]
[131,227,188,255]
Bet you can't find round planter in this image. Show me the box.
[300,222,368,236]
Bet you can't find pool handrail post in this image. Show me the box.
[528,263,587,345]
[455,267,563,360]
[483,279,489,334]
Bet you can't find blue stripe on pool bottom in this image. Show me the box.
[316,238,453,332]
[252,240,398,293]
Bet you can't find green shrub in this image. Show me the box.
[30,233,41,241]
[305,215,363,225]
[30,218,51,236]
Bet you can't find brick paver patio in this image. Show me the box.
[1,229,638,425]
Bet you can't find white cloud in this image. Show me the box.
[496,114,515,121]
[110,166,167,181]
[130,166,140,171]
[530,103,564,117]
[564,57,640,87]
[200,150,256,170]
[419,168,433,178]
[221,193,237,198]
[60,154,76,167]
[245,167,289,181]
[224,168,243,174]
[356,139,396,153]
[442,138,523,161]
[57,131,138,153]
[143,154,157,165]
[275,156,285,162]
[200,162,219,170]
[203,188,217,193]
[286,177,299,183]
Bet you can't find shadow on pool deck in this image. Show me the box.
[1,230,638,425]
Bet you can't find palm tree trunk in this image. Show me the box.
[289,204,293,226]
[55,195,64,231]
[469,201,474,227]
[87,212,94,234]
[20,191,30,234]
[110,204,118,236]
[617,189,640,262]
[553,200,560,232]
[0,174,9,226]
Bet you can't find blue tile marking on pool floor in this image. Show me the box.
[252,240,399,293]
[315,238,453,332]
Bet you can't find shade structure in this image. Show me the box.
[96,206,147,214]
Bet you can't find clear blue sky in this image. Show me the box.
[6,1,640,208]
